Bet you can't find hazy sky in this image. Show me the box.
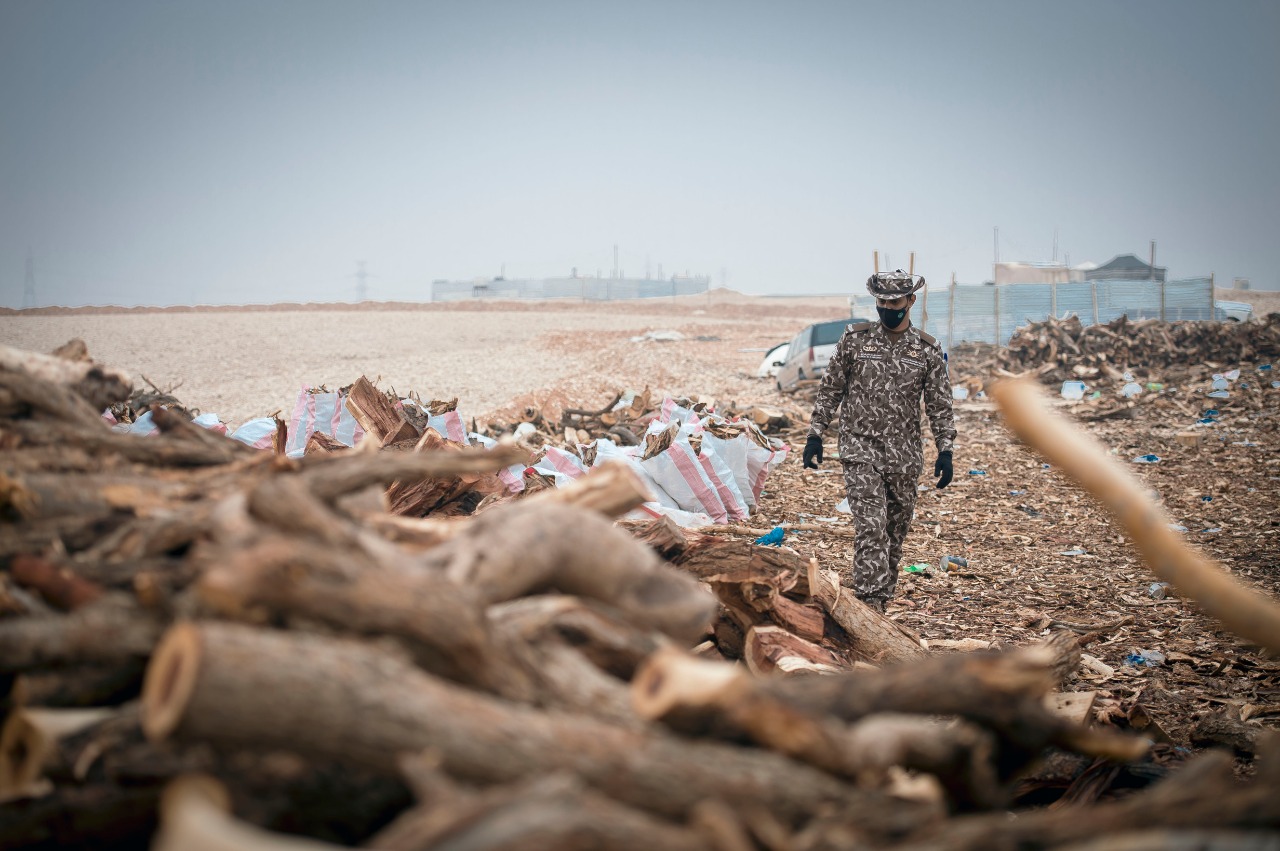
[2,0,1277,308]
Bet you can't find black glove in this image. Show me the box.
[802,435,824,469]
[934,450,953,489]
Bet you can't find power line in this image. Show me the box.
[22,247,36,309]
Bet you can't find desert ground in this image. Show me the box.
[3,288,1278,752]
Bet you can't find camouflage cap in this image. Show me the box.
[866,269,926,299]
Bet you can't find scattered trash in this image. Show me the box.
[1059,548,1088,556]
[1120,382,1143,398]
[1124,650,1167,667]
[939,555,968,571]
[1060,380,1086,400]
[905,563,931,575]
[1207,389,1230,399]
[1123,371,1135,382]
[1149,582,1172,600]
[1145,382,1164,392]
[952,386,970,401]
[1272,381,1280,389]
[968,469,987,476]
[630,329,685,343]
[1167,523,1188,532]
[754,526,785,546]
[1201,527,1223,533]
[1211,374,1229,391]
[1008,490,1025,495]
[1131,454,1161,464]
[1259,364,1273,372]
[1224,368,1241,381]
[835,497,851,514]
[1201,495,1212,502]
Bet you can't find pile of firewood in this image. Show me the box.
[2,340,1278,850]
[951,313,1280,390]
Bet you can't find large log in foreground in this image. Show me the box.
[140,620,868,823]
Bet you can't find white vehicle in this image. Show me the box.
[1215,300,1253,322]
[756,341,789,378]
[776,318,872,392]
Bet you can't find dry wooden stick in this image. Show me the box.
[154,774,342,851]
[990,378,1280,654]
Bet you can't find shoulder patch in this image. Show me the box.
[916,329,938,346]
[848,321,874,333]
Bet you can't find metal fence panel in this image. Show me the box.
[915,276,1214,349]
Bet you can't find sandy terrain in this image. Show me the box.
[0,291,851,428]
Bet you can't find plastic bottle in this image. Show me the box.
[1132,454,1161,464]
[968,469,987,476]
[940,555,968,571]
[1121,382,1143,398]
[1060,380,1086,400]
[952,386,970,401]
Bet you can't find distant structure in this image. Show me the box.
[22,248,36,309]
[353,261,372,302]
[1084,253,1166,283]
[994,253,1166,286]
[430,272,711,302]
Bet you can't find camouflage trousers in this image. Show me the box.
[841,460,921,605]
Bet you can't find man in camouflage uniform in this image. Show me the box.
[802,270,956,612]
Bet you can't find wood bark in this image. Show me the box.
[812,569,927,664]
[141,620,863,822]
[9,553,104,610]
[0,593,162,673]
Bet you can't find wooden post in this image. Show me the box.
[1091,281,1100,325]
[1050,279,1058,320]
[873,251,879,275]
[948,275,956,349]
[993,284,1001,344]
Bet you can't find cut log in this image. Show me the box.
[744,625,844,675]
[0,342,133,412]
[371,772,711,851]
[304,430,348,456]
[9,553,104,611]
[631,648,1003,808]
[154,774,343,851]
[0,593,162,673]
[812,569,927,664]
[196,534,533,702]
[344,376,419,447]
[141,620,863,822]
[428,502,716,645]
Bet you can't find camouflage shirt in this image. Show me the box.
[807,321,956,468]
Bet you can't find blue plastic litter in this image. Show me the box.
[1259,364,1273,372]
[754,526,785,547]
[1123,651,1166,667]
[1204,409,1220,417]
[968,469,987,476]
[1042,463,1051,469]
[1207,389,1230,399]
[1201,495,1212,502]
[1008,490,1025,495]
[1132,454,1161,464]
[1272,381,1280,389]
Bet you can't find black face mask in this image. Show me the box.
[877,305,908,328]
